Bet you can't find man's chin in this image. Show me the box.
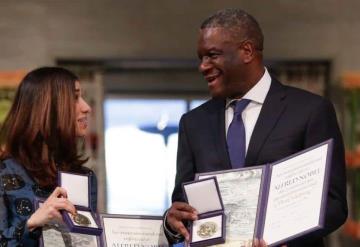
[209,90,227,99]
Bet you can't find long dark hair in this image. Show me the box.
[0,67,87,187]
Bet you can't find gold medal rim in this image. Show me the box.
[196,221,218,238]
[73,213,91,226]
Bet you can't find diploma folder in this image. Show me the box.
[35,199,102,247]
[196,139,333,247]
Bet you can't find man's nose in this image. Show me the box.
[198,57,212,74]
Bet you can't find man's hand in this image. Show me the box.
[253,239,287,247]
[253,239,267,247]
[166,201,198,241]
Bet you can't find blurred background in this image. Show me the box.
[0,1,360,246]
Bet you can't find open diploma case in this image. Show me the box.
[183,177,226,247]
[35,199,102,247]
[196,139,333,247]
[58,171,103,236]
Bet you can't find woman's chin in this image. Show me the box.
[75,130,88,137]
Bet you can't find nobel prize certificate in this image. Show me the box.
[262,142,330,246]
[101,215,168,247]
[196,139,332,247]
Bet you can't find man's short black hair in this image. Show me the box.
[201,8,264,51]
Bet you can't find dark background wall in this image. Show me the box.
[0,0,359,80]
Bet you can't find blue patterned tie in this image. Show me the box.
[227,99,251,168]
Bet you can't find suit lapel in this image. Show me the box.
[245,79,287,165]
[207,99,232,170]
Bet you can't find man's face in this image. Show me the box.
[197,27,246,99]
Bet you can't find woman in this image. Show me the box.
[0,67,95,246]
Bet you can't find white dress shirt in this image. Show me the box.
[225,68,271,155]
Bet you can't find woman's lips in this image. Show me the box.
[77,117,88,128]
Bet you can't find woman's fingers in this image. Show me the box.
[46,187,76,214]
[27,187,77,229]
[49,186,68,199]
[45,205,63,221]
[53,197,77,215]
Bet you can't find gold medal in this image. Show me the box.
[72,213,91,226]
[197,221,218,238]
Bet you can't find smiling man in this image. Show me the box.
[163,8,347,247]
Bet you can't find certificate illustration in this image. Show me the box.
[40,222,100,247]
[198,167,263,247]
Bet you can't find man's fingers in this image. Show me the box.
[253,238,267,247]
[260,239,267,247]
[170,220,190,241]
[169,202,198,221]
[166,202,198,239]
[171,208,197,221]
[173,202,197,213]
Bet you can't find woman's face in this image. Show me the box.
[75,81,91,137]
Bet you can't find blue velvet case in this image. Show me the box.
[58,171,103,236]
[182,177,226,247]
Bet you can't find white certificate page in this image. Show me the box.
[102,216,168,247]
[262,143,329,245]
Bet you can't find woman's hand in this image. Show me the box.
[27,187,77,231]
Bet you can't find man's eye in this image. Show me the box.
[209,53,220,59]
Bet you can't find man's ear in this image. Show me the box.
[239,40,256,64]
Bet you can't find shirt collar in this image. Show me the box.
[226,67,272,108]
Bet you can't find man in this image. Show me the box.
[164,8,347,247]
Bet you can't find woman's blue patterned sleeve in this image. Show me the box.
[0,162,39,246]
[0,177,10,245]
[0,170,30,244]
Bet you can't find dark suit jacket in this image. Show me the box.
[170,78,347,247]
